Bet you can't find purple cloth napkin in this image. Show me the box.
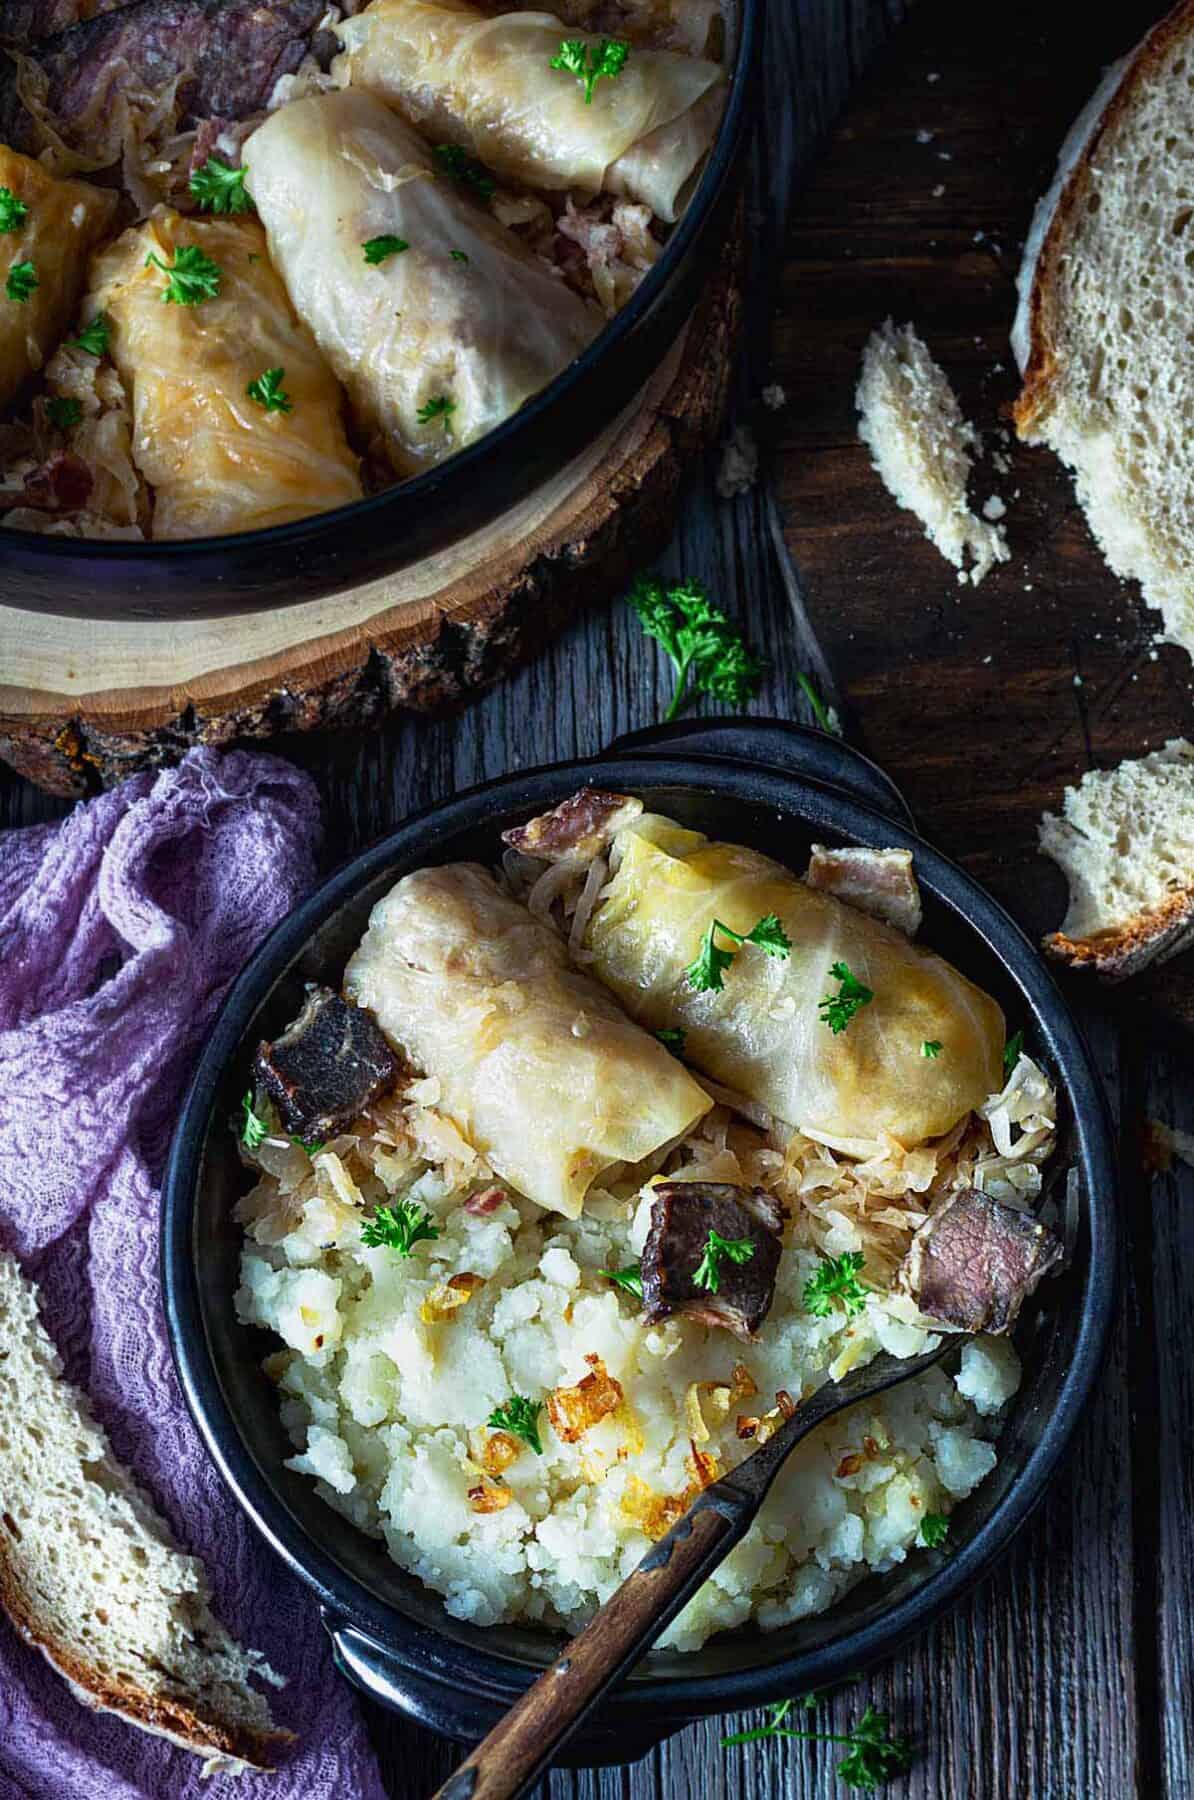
[0,749,387,1800]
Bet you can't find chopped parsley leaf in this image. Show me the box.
[290,1135,325,1156]
[362,234,409,265]
[145,244,221,306]
[246,366,293,414]
[46,396,82,431]
[796,670,841,736]
[685,913,792,993]
[0,187,29,234]
[1003,1028,1024,1076]
[655,1026,687,1058]
[626,573,763,722]
[188,156,253,215]
[803,1250,868,1319]
[449,248,469,263]
[922,1039,943,1058]
[818,961,873,1033]
[693,1229,756,1294]
[487,1395,543,1454]
[6,260,37,303]
[361,1199,439,1257]
[600,1264,644,1300]
[434,143,496,200]
[919,1512,950,1549]
[416,394,456,431]
[240,1091,268,1152]
[549,35,630,104]
[71,313,110,356]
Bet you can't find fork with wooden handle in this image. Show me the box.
[432,1338,959,1800]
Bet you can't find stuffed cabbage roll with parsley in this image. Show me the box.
[0,146,116,410]
[86,209,363,539]
[343,861,712,1219]
[332,0,725,222]
[244,90,601,477]
[505,796,1007,1147]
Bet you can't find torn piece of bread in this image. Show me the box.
[0,1249,290,1772]
[1039,739,1194,979]
[1013,2,1194,660]
[857,319,1009,584]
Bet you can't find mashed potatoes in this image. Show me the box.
[234,1062,1048,1650]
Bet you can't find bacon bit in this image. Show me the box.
[547,1353,623,1443]
[465,1186,507,1216]
[775,1389,797,1420]
[419,1271,483,1324]
[836,1452,864,1478]
[687,1441,721,1490]
[467,1476,512,1513]
[863,1435,882,1460]
[730,1363,758,1402]
[619,1474,690,1541]
[736,1415,760,1441]
[20,450,92,514]
[481,1431,521,1477]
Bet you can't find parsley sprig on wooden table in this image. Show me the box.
[693,1229,756,1294]
[550,36,630,103]
[487,1395,543,1454]
[722,1698,915,1791]
[625,573,764,722]
[686,913,792,993]
[361,1199,439,1257]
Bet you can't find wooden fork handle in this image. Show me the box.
[431,1496,741,1800]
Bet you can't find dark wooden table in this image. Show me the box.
[3,1,1192,1795]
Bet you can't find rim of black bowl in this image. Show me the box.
[162,753,1117,1716]
[0,0,758,618]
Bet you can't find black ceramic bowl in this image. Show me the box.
[0,3,757,623]
[162,721,1117,1766]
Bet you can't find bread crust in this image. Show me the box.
[1014,0,1194,437]
[1043,884,1194,980]
[0,1531,293,1772]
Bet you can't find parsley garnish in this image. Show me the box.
[722,1700,915,1790]
[189,155,253,215]
[6,260,37,303]
[362,234,409,265]
[246,366,292,414]
[487,1395,543,1454]
[417,394,456,432]
[626,574,763,722]
[145,244,221,306]
[600,1264,644,1299]
[685,913,792,993]
[290,1135,325,1156]
[71,313,110,356]
[693,1229,756,1294]
[919,1512,950,1548]
[803,1250,869,1319]
[550,35,630,104]
[434,143,496,200]
[922,1039,943,1059]
[0,187,28,234]
[655,1026,687,1058]
[46,396,82,430]
[361,1199,440,1256]
[818,961,874,1033]
[449,248,470,263]
[796,670,840,736]
[240,1091,268,1152]
[1003,1029,1024,1076]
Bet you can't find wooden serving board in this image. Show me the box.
[767,0,1194,1037]
[0,242,741,799]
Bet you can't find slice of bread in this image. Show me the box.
[1013,2,1194,659]
[857,319,1009,584]
[1039,739,1194,978]
[0,1249,291,1772]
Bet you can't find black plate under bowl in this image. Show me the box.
[161,722,1117,1766]
[0,1,757,623]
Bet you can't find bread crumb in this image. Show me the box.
[982,495,1007,520]
[915,128,934,144]
[761,384,786,411]
[932,184,946,198]
[856,319,1010,584]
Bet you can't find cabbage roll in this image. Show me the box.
[0,146,115,410]
[333,0,725,221]
[510,802,1006,1146]
[245,90,601,476]
[86,208,363,539]
[344,862,712,1218]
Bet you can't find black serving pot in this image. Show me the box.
[0,5,758,623]
[162,721,1117,1767]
